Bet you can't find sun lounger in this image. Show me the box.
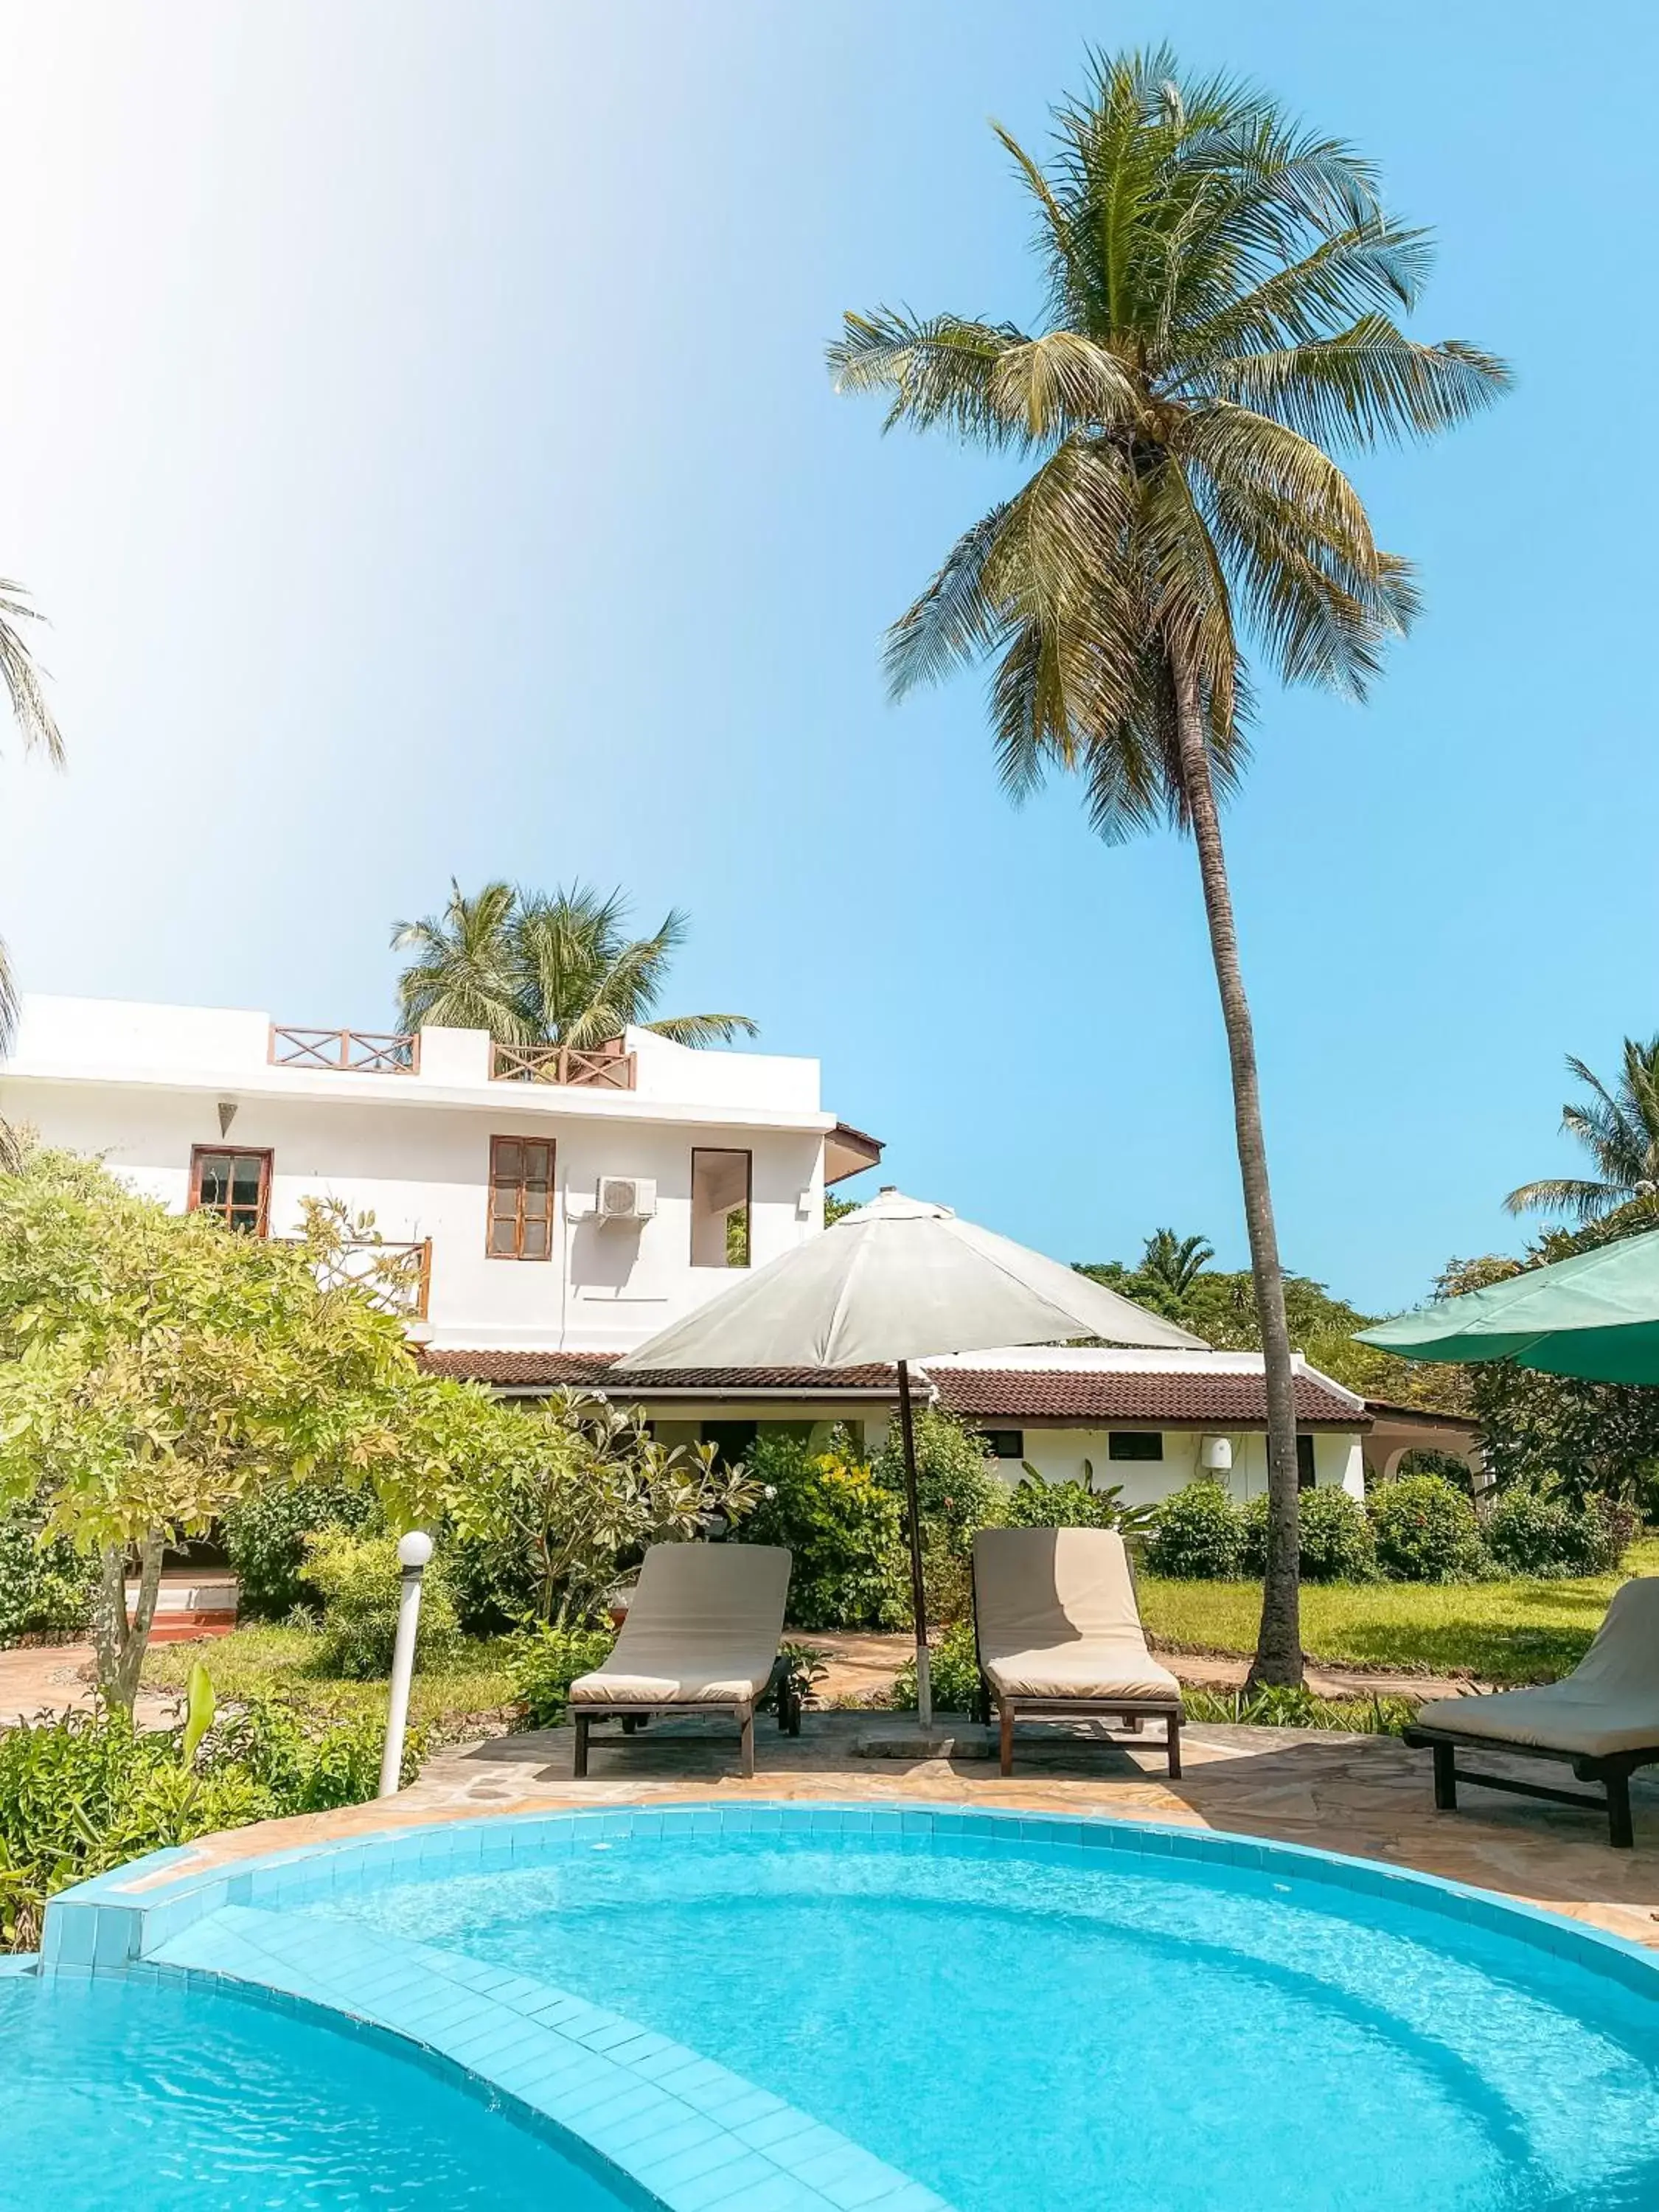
[1404,1576,1659,1848]
[568,1542,795,1779]
[972,1526,1183,1777]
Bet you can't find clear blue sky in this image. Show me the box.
[1,1,1652,1315]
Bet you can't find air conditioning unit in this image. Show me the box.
[596,1175,657,1222]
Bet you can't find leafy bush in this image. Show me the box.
[1147,1481,1245,1579]
[891,1618,982,1715]
[222,1476,381,1621]
[1241,1486,1377,1583]
[1482,1479,1634,1580]
[0,1503,96,1645]
[443,1525,543,1637]
[0,1696,417,1952]
[302,1530,463,1678]
[874,1410,1009,1624]
[507,1622,616,1728]
[1368,1475,1485,1584]
[737,1431,908,1630]
[1002,1471,1155,1534]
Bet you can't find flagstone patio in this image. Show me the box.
[128,1711,1659,1952]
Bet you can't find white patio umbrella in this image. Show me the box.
[615,1189,1203,1725]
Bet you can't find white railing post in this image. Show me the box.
[379,1531,434,1798]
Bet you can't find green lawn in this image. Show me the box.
[1138,1538,1659,1686]
[142,1627,520,1741]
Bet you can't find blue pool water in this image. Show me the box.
[0,1967,627,2211]
[307,1829,1659,2212]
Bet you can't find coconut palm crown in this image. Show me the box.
[0,580,63,1048]
[392,881,758,1051]
[830,48,1508,1682]
[1506,1038,1659,1225]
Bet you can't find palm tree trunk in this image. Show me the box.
[1169,653,1304,1688]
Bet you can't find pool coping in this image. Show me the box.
[38,1801,1659,2211]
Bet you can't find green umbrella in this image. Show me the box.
[1356,1227,1659,1384]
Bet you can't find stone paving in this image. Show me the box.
[136,1709,1659,1951]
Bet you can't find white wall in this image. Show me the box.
[988,1426,1366,1504]
[3,1074,826,1354]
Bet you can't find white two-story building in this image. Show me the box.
[0,995,1384,1503]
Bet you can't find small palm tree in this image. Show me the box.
[392,881,757,1048]
[0,580,63,1049]
[1141,1228,1215,1300]
[1505,1039,1659,1225]
[830,49,1506,1682]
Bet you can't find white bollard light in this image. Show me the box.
[379,1530,434,1798]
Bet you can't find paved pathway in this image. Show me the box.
[136,1709,1659,1953]
[0,1642,175,1728]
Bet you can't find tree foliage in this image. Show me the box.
[392,880,757,1048]
[1505,1037,1659,1225]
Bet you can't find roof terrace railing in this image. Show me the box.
[491,1040,636,1089]
[269,1026,419,1074]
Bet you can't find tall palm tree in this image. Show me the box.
[0,581,63,1050]
[392,880,758,1049]
[1141,1228,1214,1301]
[829,49,1506,1683]
[1505,1038,1659,1225]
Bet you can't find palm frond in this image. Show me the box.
[644,1013,760,1045]
[827,310,1042,450]
[1503,1177,1630,1222]
[0,585,64,765]
[1208,317,1512,448]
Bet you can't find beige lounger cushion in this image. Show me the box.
[1416,1575,1659,1759]
[569,1542,790,1708]
[973,1526,1180,1704]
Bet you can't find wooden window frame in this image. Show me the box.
[187,1145,274,1237]
[487,1135,556,1262]
[690,1145,753,1270]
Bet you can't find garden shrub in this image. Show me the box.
[737,1430,908,1630]
[507,1622,616,1728]
[1146,1481,1245,1579]
[0,1697,419,1952]
[1368,1474,1485,1584]
[0,1502,96,1645]
[1002,1472,1141,1531]
[874,1409,1008,1624]
[1482,1478,1633,1580]
[302,1529,463,1678]
[1240,1486,1377,1583]
[443,1525,544,1636]
[222,1475,380,1621]
[891,1618,982,1715]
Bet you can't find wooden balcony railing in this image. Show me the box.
[269,1025,419,1074]
[303,1237,432,1320]
[491,1040,636,1090]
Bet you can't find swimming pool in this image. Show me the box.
[36,1805,1659,2212]
[0,1962,631,2211]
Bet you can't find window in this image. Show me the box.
[488,1136,554,1259]
[701,1419,757,1469]
[983,1429,1025,1461]
[1297,1433,1317,1491]
[189,1147,272,1235]
[1107,1431,1164,1462]
[691,1147,751,1267]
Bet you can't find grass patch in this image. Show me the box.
[142,1626,519,1742]
[1138,1538,1659,1686]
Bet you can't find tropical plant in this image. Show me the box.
[1147,1480,1246,1579]
[873,1405,1009,1621]
[1505,1037,1659,1225]
[0,579,63,1051]
[1242,1484,1376,1582]
[443,1389,761,1628]
[301,1528,464,1679]
[0,1500,97,1645]
[1003,1467,1159,1535]
[221,1472,382,1621]
[1141,1228,1215,1302]
[830,49,1507,1682]
[392,880,757,1049]
[1481,1477,1632,1581]
[1367,1473,1484,1584]
[736,1429,909,1630]
[0,1147,466,1705]
[891,1618,983,1716]
[507,1621,618,1728]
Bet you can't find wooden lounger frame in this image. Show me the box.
[977,1685,1183,1778]
[571,1656,801,1781]
[1402,1722,1656,1849]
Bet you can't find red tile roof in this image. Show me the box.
[417,1349,1365,1425]
[933,1368,1363,1427]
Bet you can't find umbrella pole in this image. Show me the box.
[896,1358,931,1729]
